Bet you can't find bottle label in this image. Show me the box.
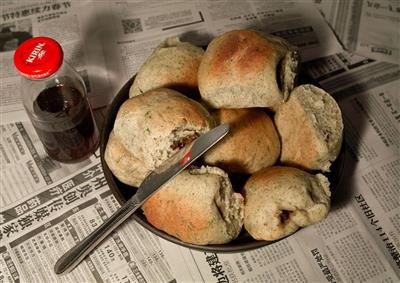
[26,42,46,64]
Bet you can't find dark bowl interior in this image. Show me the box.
[100,76,346,253]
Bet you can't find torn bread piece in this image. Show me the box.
[243,166,330,241]
[275,84,343,172]
[142,166,244,245]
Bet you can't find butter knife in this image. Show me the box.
[54,124,229,275]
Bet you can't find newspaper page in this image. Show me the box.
[0,120,100,208]
[95,0,343,96]
[159,51,400,283]
[201,1,343,61]
[1,0,398,282]
[0,0,112,124]
[314,0,400,64]
[0,161,175,283]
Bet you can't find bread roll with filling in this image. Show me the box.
[129,37,204,98]
[204,108,280,174]
[274,84,343,172]
[243,166,330,241]
[142,166,244,245]
[113,88,214,169]
[198,29,299,109]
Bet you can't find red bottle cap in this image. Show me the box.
[14,36,63,80]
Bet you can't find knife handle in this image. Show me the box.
[54,197,140,275]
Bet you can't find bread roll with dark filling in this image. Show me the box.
[198,29,299,109]
[142,166,244,245]
[113,88,214,169]
[243,166,330,241]
[106,88,214,187]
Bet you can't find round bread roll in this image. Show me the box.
[142,166,244,245]
[274,84,343,172]
[203,108,280,174]
[129,37,204,98]
[104,131,150,187]
[243,166,330,241]
[198,29,299,109]
[113,88,214,169]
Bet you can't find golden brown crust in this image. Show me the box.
[143,188,215,243]
[204,108,281,174]
[142,166,244,245]
[198,29,294,108]
[207,30,275,77]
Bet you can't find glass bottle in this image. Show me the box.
[14,36,99,163]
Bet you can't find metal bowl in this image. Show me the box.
[100,76,346,253]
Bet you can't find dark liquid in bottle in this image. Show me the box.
[32,85,99,163]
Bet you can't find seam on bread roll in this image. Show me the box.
[194,166,244,239]
[280,49,300,102]
[142,166,244,245]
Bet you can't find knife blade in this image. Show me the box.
[54,123,230,275]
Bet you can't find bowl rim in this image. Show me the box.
[99,75,346,253]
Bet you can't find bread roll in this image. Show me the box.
[274,84,343,172]
[204,108,280,174]
[113,88,214,169]
[104,131,151,187]
[142,166,244,245]
[243,166,330,241]
[129,37,204,98]
[198,29,299,109]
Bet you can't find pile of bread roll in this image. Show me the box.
[105,30,343,245]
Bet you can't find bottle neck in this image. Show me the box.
[20,60,87,119]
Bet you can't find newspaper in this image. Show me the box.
[0,120,99,208]
[0,0,399,282]
[314,0,400,64]
[159,51,400,282]
[0,161,174,283]
[95,0,343,96]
